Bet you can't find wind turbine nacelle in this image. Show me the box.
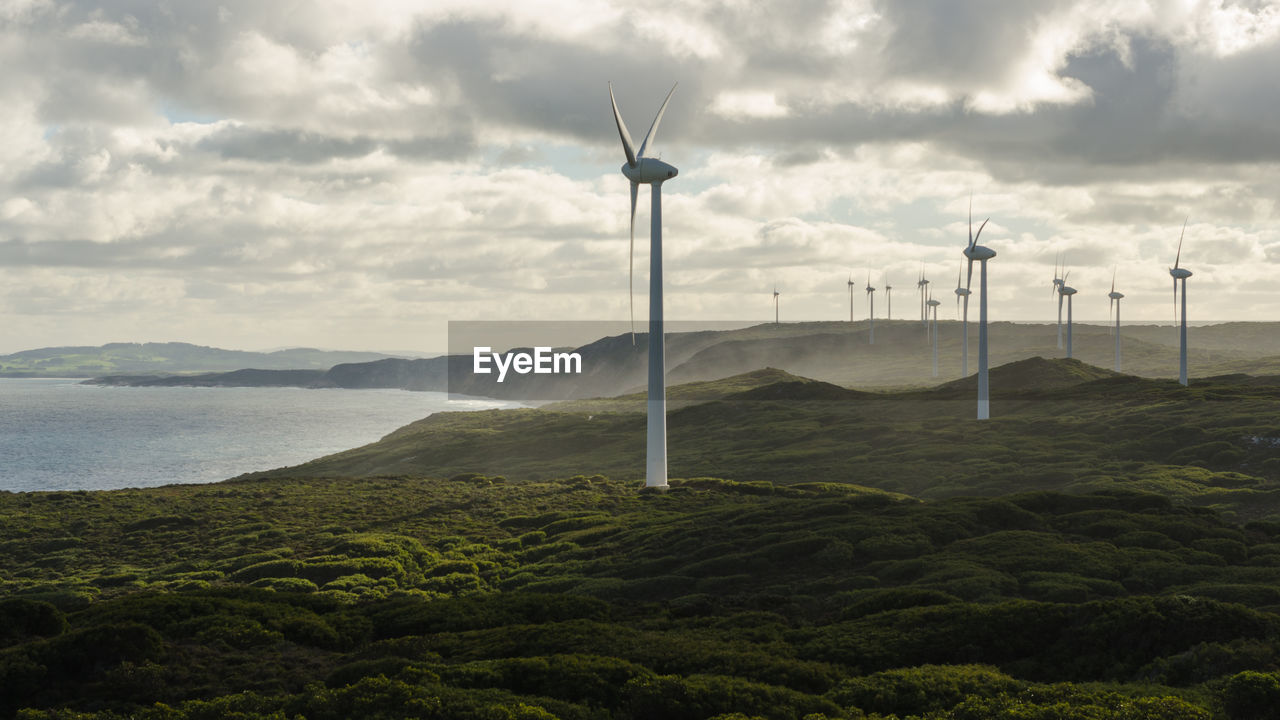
[926,299,941,307]
[964,245,996,261]
[622,158,678,184]
[1061,286,1078,296]
[1169,268,1192,279]
[866,287,875,294]
[1108,291,1124,300]
[955,288,971,297]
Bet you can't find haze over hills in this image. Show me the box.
[0,342,403,377]
[82,321,1280,400]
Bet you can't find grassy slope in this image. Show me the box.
[5,359,1280,717]
[257,359,1280,524]
[5,476,1280,718]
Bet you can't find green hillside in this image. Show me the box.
[4,359,1280,718]
[255,359,1280,522]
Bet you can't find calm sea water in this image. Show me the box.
[0,379,519,492]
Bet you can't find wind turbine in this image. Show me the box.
[1059,271,1077,359]
[1108,269,1124,372]
[962,199,994,420]
[884,275,892,320]
[917,265,930,325]
[773,285,780,324]
[927,291,941,377]
[865,272,876,344]
[1170,219,1192,386]
[847,274,856,322]
[1052,254,1066,349]
[609,82,678,489]
[954,264,971,376]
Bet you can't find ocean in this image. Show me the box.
[0,378,518,492]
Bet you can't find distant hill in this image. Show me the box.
[0,342,402,377]
[68,321,1280,399]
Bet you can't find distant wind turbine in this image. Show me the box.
[865,272,876,344]
[1059,271,1078,359]
[954,264,972,376]
[847,274,856,323]
[1108,269,1124,372]
[917,265,930,326]
[962,199,994,420]
[609,81,678,489]
[1170,219,1193,386]
[884,274,892,320]
[1052,254,1066,349]
[927,291,941,378]
[773,285,780,324]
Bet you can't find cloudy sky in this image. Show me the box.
[1,0,1278,354]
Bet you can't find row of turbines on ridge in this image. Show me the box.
[609,83,1196,490]
[777,218,1192,386]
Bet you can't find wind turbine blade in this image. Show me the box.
[973,218,989,246]
[1175,217,1187,269]
[628,180,638,343]
[1109,296,1114,324]
[637,83,677,158]
[609,83,637,168]
[965,257,974,292]
[1111,267,1116,294]
[967,194,975,248]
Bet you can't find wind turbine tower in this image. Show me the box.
[1052,255,1065,349]
[918,266,930,325]
[884,275,892,320]
[962,200,994,420]
[1170,219,1193,386]
[609,82,678,489]
[927,292,941,378]
[847,274,856,322]
[1059,272,1078,359]
[1108,270,1124,372]
[954,265,971,376]
[865,272,876,344]
[773,285,780,324]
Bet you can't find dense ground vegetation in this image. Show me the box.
[4,360,1280,718]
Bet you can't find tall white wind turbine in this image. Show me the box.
[865,272,876,344]
[1059,271,1077,359]
[609,82,678,489]
[773,285,780,324]
[927,292,941,378]
[1053,255,1066,349]
[962,200,994,420]
[954,265,971,376]
[1170,219,1193,386]
[1108,269,1124,372]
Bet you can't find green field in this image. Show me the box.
[4,358,1280,718]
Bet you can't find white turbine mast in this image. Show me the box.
[1108,267,1125,372]
[962,197,995,420]
[927,291,941,378]
[773,284,780,324]
[1053,253,1065,349]
[1170,218,1193,386]
[609,81,678,489]
[954,263,972,377]
[884,274,892,320]
[847,273,856,323]
[1060,269,1077,359]
[865,271,876,344]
